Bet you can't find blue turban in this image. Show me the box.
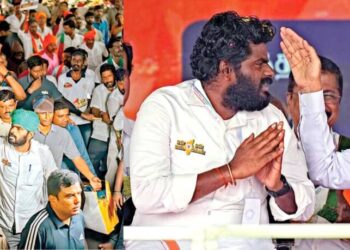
[11,109,39,132]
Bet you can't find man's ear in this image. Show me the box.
[218,60,236,82]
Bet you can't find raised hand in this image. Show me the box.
[229,122,285,180]
[280,27,322,93]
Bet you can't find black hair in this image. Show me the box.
[190,11,275,83]
[123,42,133,75]
[63,19,75,29]
[28,19,37,26]
[29,9,37,14]
[85,11,94,19]
[94,5,103,11]
[115,68,125,81]
[100,63,116,77]
[0,21,10,32]
[64,46,76,54]
[27,55,43,69]
[64,14,75,21]
[107,36,122,50]
[41,57,49,67]
[288,55,343,96]
[60,1,68,7]
[47,170,80,197]
[54,99,69,111]
[0,90,15,102]
[72,48,87,59]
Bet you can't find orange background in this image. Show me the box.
[124,0,350,120]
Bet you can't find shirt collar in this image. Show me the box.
[66,70,86,78]
[46,203,67,229]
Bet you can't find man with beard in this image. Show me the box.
[57,49,96,146]
[52,46,75,79]
[0,109,57,249]
[87,64,117,179]
[126,11,314,250]
[0,90,17,138]
[81,11,103,42]
[94,37,124,83]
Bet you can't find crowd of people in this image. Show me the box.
[1,2,350,250]
[0,0,129,249]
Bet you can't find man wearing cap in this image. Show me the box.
[40,34,59,75]
[36,11,52,39]
[79,30,108,71]
[0,109,57,249]
[32,95,102,191]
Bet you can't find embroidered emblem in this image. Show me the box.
[1,158,11,166]
[64,82,73,88]
[175,139,206,155]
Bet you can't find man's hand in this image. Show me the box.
[280,27,322,93]
[101,112,111,125]
[0,65,8,76]
[255,138,284,191]
[27,77,42,94]
[81,112,99,121]
[89,176,102,191]
[112,191,123,210]
[229,122,285,180]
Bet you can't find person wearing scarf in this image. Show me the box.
[40,34,59,75]
[18,19,43,60]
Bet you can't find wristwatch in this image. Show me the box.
[266,175,292,198]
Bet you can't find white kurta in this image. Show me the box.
[127,79,315,249]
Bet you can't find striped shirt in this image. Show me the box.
[18,204,85,249]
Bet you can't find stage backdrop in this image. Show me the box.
[124,0,350,136]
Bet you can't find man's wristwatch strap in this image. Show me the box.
[266,175,292,198]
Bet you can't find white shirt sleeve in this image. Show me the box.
[107,90,122,118]
[40,146,58,180]
[130,98,197,214]
[90,86,103,111]
[299,90,350,189]
[268,118,315,221]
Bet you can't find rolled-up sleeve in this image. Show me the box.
[130,97,197,214]
[299,91,350,189]
[269,112,315,221]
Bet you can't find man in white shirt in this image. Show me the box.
[286,55,350,249]
[58,20,83,50]
[88,63,117,179]
[79,30,108,71]
[127,12,315,250]
[0,90,17,138]
[18,19,43,60]
[280,28,350,189]
[5,2,25,34]
[0,109,57,249]
[36,11,52,39]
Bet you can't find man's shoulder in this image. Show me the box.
[31,139,52,153]
[24,208,50,232]
[145,79,195,104]
[260,103,287,120]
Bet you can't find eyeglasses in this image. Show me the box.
[291,92,341,104]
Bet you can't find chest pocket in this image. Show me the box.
[20,156,44,186]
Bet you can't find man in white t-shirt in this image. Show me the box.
[88,63,117,178]
[79,30,108,71]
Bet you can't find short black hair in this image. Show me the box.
[27,55,43,69]
[54,99,69,111]
[94,5,103,11]
[28,19,37,26]
[41,57,49,67]
[60,1,68,7]
[190,11,275,83]
[115,68,125,81]
[288,55,343,96]
[63,19,75,29]
[100,63,116,77]
[0,90,15,102]
[72,48,87,59]
[123,42,133,75]
[64,46,76,54]
[64,14,75,21]
[0,21,10,32]
[85,11,94,19]
[107,37,122,50]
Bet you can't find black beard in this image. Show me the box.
[223,72,272,112]
[8,132,28,147]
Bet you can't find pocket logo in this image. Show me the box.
[175,139,205,155]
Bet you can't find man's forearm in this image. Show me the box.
[274,190,297,214]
